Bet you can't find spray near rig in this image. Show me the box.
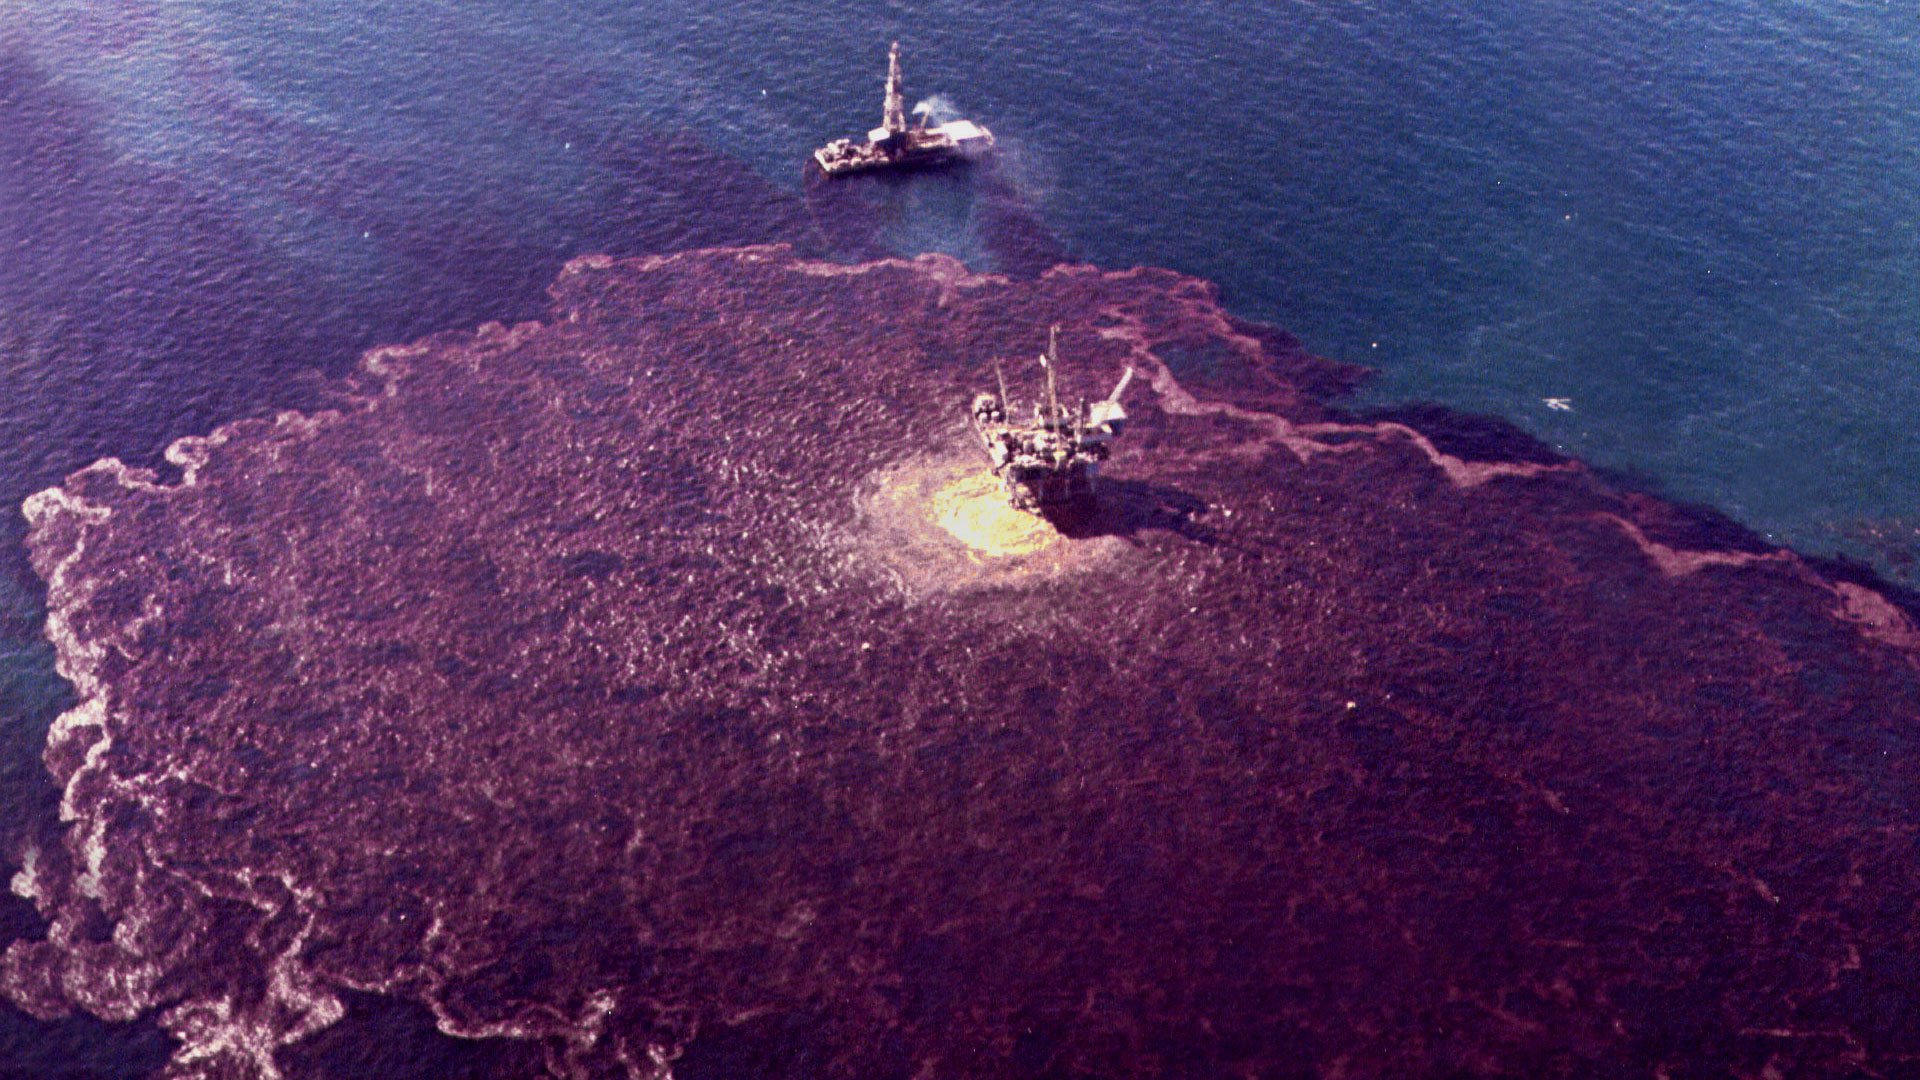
[814,42,996,176]
[971,328,1134,514]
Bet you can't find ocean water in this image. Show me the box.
[1,0,1917,1073]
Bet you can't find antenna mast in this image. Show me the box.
[882,42,907,134]
[1044,325,1062,426]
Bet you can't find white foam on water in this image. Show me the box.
[9,844,40,903]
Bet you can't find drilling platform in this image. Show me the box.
[970,328,1134,513]
[813,43,996,176]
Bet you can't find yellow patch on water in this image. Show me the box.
[842,452,1115,599]
[931,473,1060,558]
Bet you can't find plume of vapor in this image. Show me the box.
[911,94,960,124]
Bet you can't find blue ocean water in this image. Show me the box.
[1,0,1916,1072]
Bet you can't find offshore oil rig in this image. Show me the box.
[971,328,1134,512]
[813,42,996,176]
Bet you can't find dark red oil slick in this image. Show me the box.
[7,247,1919,1078]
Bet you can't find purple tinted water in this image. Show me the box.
[9,248,1920,1077]
[4,2,1919,1075]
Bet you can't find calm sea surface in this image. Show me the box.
[2,0,1917,1072]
